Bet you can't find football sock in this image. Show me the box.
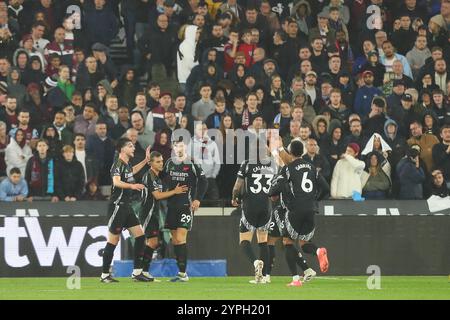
[102,242,116,274]
[284,244,298,276]
[174,244,187,273]
[240,240,256,263]
[302,242,319,256]
[296,250,309,271]
[258,242,269,275]
[267,245,276,275]
[142,246,155,272]
[133,235,145,269]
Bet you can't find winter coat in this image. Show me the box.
[407,134,440,173]
[5,138,32,176]
[354,85,382,118]
[84,6,118,46]
[330,154,365,199]
[396,157,425,199]
[55,159,85,200]
[177,25,199,84]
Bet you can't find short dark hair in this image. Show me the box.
[147,82,160,90]
[55,110,66,117]
[130,110,144,119]
[440,124,450,133]
[199,83,212,91]
[150,151,162,162]
[32,21,46,30]
[290,140,304,157]
[84,102,97,111]
[9,167,21,175]
[74,133,86,141]
[116,137,132,152]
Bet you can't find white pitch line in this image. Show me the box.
[314,277,362,281]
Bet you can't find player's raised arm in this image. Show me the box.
[132,146,151,175]
[231,177,244,207]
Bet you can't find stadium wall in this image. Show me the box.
[0,211,449,277]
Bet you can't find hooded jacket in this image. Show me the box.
[177,25,199,84]
[116,66,139,109]
[396,156,425,199]
[22,56,46,86]
[291,1,312,36]
[292,89,316,124]
[7,67,27,109]
[382,118,407,169]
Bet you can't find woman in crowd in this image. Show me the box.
[362,151,392,199]
[5,129,32,176]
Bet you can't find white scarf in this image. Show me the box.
[361,133,392,155]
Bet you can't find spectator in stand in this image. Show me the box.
[379,41,413,79]
[84,0,118,47]
[302,137,331,181]
[0,121,8,177]
[73,133,98,185]
[86,120,114,186]
[25,139,58,202]
[330,143,365,199]
[55,145,85,202]
[396,145,426,200]
[0,167,29,202]
[432,124,450,185]
[74,102,98,137]
[354,70,382,118]
[5,128,32,176]
[8,109,39,148]
[430,169,450,197]
[361,151,391,200]
[82,179,107,201]
[407,120,440,173]
[192,83,216,122]
[406,35,432,80]
[189,122,221,201]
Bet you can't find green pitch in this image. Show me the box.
[0,276,448,300]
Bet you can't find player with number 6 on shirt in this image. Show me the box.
[269,140,329,287]
[232,148,277,284]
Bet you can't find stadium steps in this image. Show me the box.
[109,30,148,88]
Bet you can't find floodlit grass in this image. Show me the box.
[0,276,449,300]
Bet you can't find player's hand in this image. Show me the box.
[51,196,59,203]
[270,195,279,202]
[174,183,189,194]
[191,200,200,212]
[231,199,240,207]
[132,184,145,191]
[145,146,151,162]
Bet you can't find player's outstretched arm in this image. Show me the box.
[112,176,145,191]
[152,183,189,200]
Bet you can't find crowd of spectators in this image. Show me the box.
[0,0,450,203]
